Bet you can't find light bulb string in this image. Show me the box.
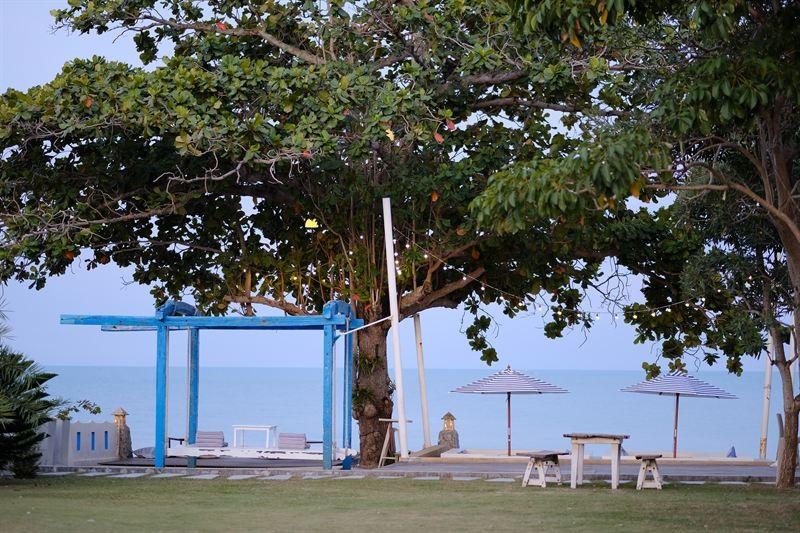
[390,228,715,319]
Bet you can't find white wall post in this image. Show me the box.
[791,328,798,396]
[382,197,409,458]
[759,335,773,460]
[413,313,432,448]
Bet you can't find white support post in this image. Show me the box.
[382,197,409,458]
[791,329,798,396]
[414,313,432,449]
[759,335,773,460]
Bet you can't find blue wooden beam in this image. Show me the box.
[187,328,199,444]
[322,324,334,469]
[186,328,199,469]
[154,325,169,469]
[63,314,352,330]
[343,330,354,450]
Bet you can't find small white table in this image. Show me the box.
[378,418,413,467]
[232,425,278,448]
[564,433,629,490]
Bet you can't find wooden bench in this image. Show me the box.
[635,454,663,490]
[518,451,563,488]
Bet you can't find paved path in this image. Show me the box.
[380,461,786,481]
[30,460,799,483]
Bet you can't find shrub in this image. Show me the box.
[0,346,58,478]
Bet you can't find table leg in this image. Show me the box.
[570,443,579,489]
[611,443,621,490]
[577,444,585,485]
[522,458,534,487]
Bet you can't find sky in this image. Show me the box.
[0,1,768,373]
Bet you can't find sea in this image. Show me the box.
[44,366,791,459]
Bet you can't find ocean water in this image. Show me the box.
[44,366,790,459]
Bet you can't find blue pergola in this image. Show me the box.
[61,300,363,469]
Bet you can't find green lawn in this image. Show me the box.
[1,476,798,532]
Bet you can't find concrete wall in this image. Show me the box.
[39,420,119,466]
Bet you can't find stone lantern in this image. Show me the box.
[438,412,459,450]
[113,407,133,459]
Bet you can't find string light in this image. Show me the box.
[392,229,722,322]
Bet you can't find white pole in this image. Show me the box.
[382,197,409,458]
[791,328,798,396]
[413,313,432,448]
[759,335,773,460]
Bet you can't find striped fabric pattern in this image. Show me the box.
[453,366,568,395]
[621,373,736,399]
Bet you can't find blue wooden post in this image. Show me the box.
[187,328,199,468]
[155,324,169,469]
[323,324,334,469]
[342,331,354,450]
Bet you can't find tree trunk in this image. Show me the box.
[777,404,799,489]
[773,222,800,488]
[775,331,799,489]
[353,323,394,468]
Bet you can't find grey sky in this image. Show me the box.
[0,1,764,372]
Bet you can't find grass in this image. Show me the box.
[1,476,799,532]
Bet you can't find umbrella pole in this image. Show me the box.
[673,393,680,458]
[507,392,512,456]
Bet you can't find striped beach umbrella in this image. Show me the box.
[453,366,568,456]
[621,373,736,458]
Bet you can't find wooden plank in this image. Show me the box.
[62,315,158,327]
[154,325,169,469]
[342,330,353,449]
[64,314,355,330]
[187,329,199,444]
[564,433,630,440]
[322,324,334,470]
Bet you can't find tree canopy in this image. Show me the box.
[0,0,650,464]
[487,0,800,486]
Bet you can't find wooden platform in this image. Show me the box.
[102,457,341,469]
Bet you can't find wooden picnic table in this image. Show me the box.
[564,433,629,490]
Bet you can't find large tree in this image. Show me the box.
[0,0,626,465]
[477,0,800,486]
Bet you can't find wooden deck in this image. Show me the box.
[102,457,340,469]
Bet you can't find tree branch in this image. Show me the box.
[223,294,309,316]
[437,70,527,95]
[400,267,486,317]
[472,97,625,117]
[143,16,326,65]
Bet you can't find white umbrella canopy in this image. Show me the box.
[453,366,568,455]
[621,373,736,457]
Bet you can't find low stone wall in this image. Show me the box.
[39,420,120,467]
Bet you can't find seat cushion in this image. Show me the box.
[278,433,309,450]
[194,431,226,447]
